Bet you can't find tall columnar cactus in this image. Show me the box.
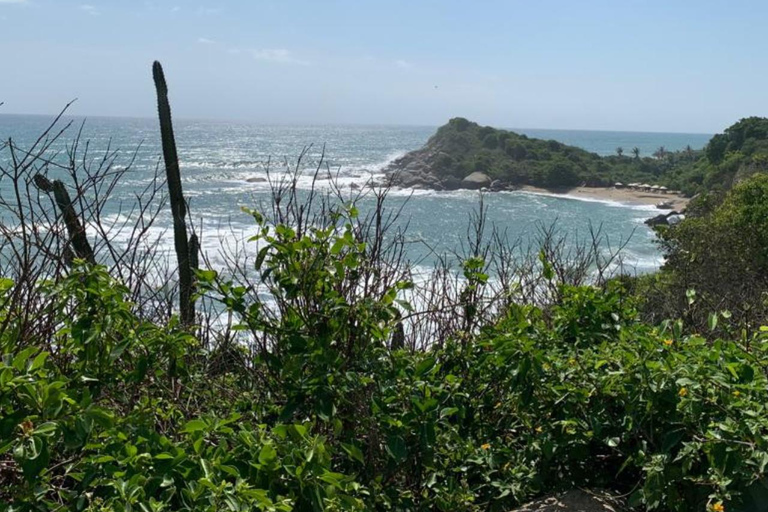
[34,174,95,265]
[152,61,196,327]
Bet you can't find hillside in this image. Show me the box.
[385,117,699,191]
[386,117,768,197]
[663,117,768,196]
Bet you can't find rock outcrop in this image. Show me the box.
[383,117,600,192]
[461,172,492,189]
[511,490,625,512]
[645,211,681,227]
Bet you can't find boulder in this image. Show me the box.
[667,213,685,225]
[645,214,669,227]
[395,168,442,189]
[511,490,625,512]
[645,211,679,227]
[460,172,492,189]
[490,179,508,192]
[246,177,267,183]
[440,176,463,190]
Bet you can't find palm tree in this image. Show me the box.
[653,146,667,160]
[632,147,640,159]
[616,146,624,157]
[685,145,694,160]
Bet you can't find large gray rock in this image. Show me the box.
[490,179,509,191]
[394,168,442,189]
[645,214,669,227]
[461,172,492,189]
[511,490,625,512]
[645,211,679,227]
[440,176,463,190]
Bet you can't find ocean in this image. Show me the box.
[0,114,713,275]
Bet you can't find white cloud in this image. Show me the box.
[395,60,413,69]
[198,39,309,65]
[248,48,309,66]
[196,6,220,15]
[79,4,99,15]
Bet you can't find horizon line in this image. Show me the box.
[0,111,715,136]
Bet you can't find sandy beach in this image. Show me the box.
[520,185,690,212]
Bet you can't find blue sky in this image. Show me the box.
[0,0,766,132]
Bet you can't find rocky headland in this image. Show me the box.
[383,118,693,216]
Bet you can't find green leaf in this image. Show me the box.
[0,277,14,292]
[258,444,277,465]
[342,443,364,463]
[0,368,12,387]
[182,419,208,433]
[539,250,554,281]
[255,246,270,270]
[440,407,459,419]
[708,312,718,331]
[201,458,212,479]
[386,435,407,462]
[196,269,217,282]
[29,351,49,372]
[415,357,436,377]
[12,347,36,371]
[85,407,114,429]
[33,422,57,436]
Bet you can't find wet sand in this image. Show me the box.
[520,185,689,211]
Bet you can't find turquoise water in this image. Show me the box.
[0,114,712,274]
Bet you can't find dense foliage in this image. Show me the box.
[3,193,768,511]
[4,81,768,509]
[399,117,701,190]
[396,116,768,196]
[657,117,768,196]
[633,174,768,338]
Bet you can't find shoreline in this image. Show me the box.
[519,185,690,211]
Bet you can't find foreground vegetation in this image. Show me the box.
[3,258,768,511]
[3,173,768,511]
[4,63,768,511]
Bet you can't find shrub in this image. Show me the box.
[645,174,768,334]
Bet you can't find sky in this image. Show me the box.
[0,0,766,133]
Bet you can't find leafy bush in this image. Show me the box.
[640,174,768,334]
[3,224,768,511]
[3,163,768,510]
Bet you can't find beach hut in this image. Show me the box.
[659,186,668,194]
[614,182,624,189]
[641,183,651,191]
